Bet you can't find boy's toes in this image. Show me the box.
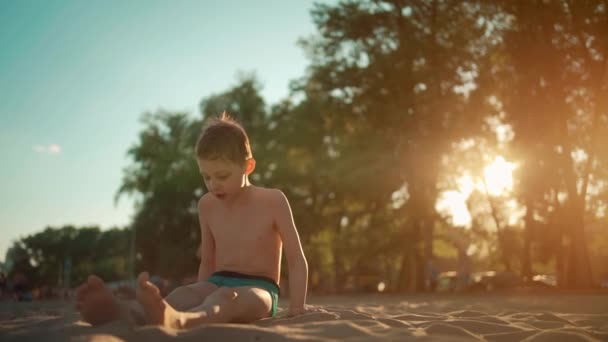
[137,271,150,288]
[137,272,160,295]
[75,275,103,305]
[87,275,104,288]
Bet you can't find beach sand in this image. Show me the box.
[1,292,607,341]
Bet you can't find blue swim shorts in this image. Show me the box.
[207,271,280,317]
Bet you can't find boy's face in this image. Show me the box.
[197,158,253,200]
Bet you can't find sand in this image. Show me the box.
[1,293,607,341]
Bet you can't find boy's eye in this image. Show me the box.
[218,175,229,180]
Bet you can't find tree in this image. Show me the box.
[484,0,608,288]
[297,0,489,291]
[117,111,202,279]
[6,226,131,288]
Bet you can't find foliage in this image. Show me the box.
[11,0,608,291]
[5,226,131,288]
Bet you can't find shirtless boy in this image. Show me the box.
[76,113,309,329]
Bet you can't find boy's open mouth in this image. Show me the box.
[215,193,226,199]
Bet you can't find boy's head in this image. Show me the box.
[195,112,253,165]
[195,113,255,198]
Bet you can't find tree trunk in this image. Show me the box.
[565,202,593,288]
[422,216,434,292]
[521,198,534,280]
[482,178,512,272]
[332,247,344,293]
[561,140,593,288]
[397,241,413,292]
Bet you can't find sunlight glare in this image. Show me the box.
[436,157,516,228]
[457,175,475,198]
[436,190,472,227]
[483,156,516,196]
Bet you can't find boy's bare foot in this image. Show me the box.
[75,275,125,325]
[136,272,181,328]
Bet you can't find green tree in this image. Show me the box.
[7,226,131,288]
[296,0,489,291]
[483,0,608,288]
[117,111,202,279]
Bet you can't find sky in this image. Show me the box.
[0,0,317,261]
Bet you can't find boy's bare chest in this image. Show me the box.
[208,205,275,241]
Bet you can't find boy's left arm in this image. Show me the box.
[273,190,309,316]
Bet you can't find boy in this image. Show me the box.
[76,113,309,329]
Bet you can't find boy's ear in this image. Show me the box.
[245,158,256,175]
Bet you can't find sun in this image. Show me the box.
[483,156,516,196]
[436,155,517,227]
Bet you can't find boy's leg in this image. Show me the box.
[135,273,272,329]
[178,286,272,329]
[76,274,217,327]
[164,281,218,311]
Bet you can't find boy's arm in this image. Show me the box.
[273,190,308,316]
[197,197,216,281]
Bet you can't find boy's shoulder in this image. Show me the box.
[250,186,286,202]
[251,185,282,194]
[198,192,215,205]
[197,187,287,208]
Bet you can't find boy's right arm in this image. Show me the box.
[197,196,215,281]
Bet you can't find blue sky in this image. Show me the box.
[0,0,317,261]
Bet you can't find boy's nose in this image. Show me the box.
[209,180,221,192]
